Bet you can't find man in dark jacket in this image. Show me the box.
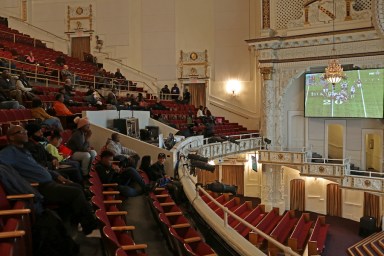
[0,125,97,235]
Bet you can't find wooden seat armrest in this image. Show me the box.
[111,226,135,231]
[171,223,190,229]
[155,194,169,198]
[6,194,35,200]
[0,209,31,215]
[155,187,165,191]
[164,212,183,216]
[184,237,201,243]
[160,202,175,206]
[102,191,120,195]
[106,211,128,216]
[121,244,148,251]
[0,230,25,239]
[102,183,118,187]
[30,183,39,187]
[103,200,122,204]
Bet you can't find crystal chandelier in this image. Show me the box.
[324,0,345,84]
[324,59,345,84]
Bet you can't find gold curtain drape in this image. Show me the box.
[197,166,219,184]
[222,165,244,195]
[364,192,381,227]
[188,83,206,108]
[290,179,305,211]
[326,183,342,216]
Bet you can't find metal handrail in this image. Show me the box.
[8,16,69,42]
[106,57,158,82]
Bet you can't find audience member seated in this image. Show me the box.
[61,65,79,84]
[147,153,172,186]
[95,67,109,88]
[0,125,97,235]
[63,78,75,95]
[24,123,82,184]
[203,106,215,122]
[59,87,81,107]
[182,88,191,104]
[0,70,23,104]
[53,93,74,116]
[139,155,152,176]
[137,93,149,110]
[115,68,125,80]
[55,54,66,66]
[0,91,24,109]
[106,88,119,106]
[31,98,64,131]
[95,150,154,197]
[84,90,103,109]
[15,72,39,100]
[25,51,36,64]
[106,133,140,166]
[66,117,97,176]
[196,105,205,118]
[46,132,82,183]
[171,83,180,100]
[160,84,170,100]
[151,98,168,110]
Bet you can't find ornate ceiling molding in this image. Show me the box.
[373,0,384,39]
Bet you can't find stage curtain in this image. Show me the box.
[290,179,305,211]
[364,192,381,227]
[189,83,206,108]
[222,165,244,195]
[326,183,342,216]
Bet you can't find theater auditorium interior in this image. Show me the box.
[0,0,383,256]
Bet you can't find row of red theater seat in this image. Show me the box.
[0,182,34,256]
[89,170,148,256]
[200,191,329,254]
[150,189,216,255]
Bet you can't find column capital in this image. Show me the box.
[260,67,274,81]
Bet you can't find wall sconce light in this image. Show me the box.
[226,79,241,96]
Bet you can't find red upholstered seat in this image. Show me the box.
[183,240,216,256]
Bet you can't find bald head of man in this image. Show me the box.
[6,125,28,145]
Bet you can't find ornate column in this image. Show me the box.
[261,165,286,212]
[260,67,275,142]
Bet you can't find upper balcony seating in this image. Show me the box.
[308,216,329,256]
[288,213,313,253]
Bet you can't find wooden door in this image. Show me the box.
[71,36,90,61]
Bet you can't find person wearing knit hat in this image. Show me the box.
[66,116,96,176]
[74,116,90,129]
